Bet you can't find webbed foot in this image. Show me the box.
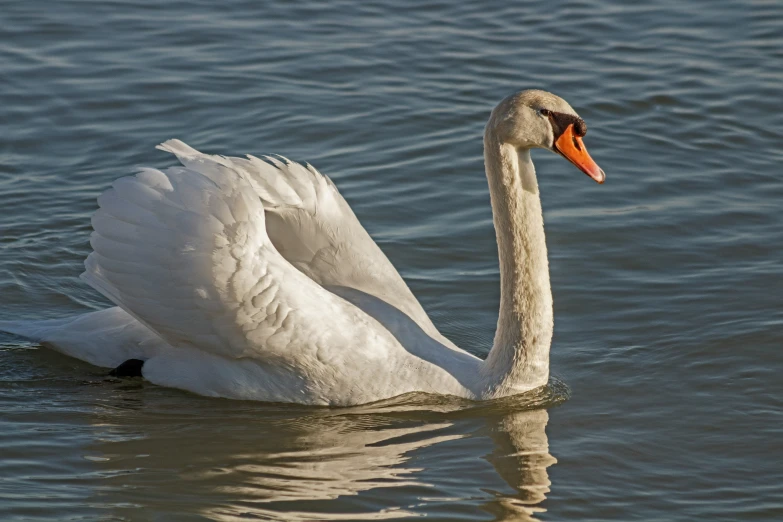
[109,359,145,378]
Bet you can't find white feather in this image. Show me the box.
[62,147,478,405]
[1,89,584,405]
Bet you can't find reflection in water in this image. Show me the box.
[210,418,459,519]
[484,409,557,521]
[81,386,562,521]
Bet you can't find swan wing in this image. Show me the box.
[155,140,439,337]
[80,159,419,403]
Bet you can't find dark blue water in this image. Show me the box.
[1,0,781,520]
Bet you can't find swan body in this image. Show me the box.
[0,89,604,406]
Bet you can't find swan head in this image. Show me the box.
[487,89,605,184]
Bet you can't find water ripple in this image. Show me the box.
[1,0,781,519]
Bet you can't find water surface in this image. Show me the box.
[1,0,782,520]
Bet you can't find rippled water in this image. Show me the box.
[1,0,781,520]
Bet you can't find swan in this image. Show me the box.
[0,89,605,406]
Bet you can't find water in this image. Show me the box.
[1,0,781,519]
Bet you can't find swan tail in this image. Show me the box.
[0,308,165,368]
[0,316,74,343]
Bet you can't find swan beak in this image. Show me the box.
[554,124,605,184]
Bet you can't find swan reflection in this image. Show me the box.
[85,388,559,520]
[484,408,557,520]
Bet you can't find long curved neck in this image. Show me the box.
[480,129,553,397]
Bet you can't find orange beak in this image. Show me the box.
[554,124,605,184]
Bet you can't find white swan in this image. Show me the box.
[0,89,604,406]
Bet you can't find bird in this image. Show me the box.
[0,89,605,406]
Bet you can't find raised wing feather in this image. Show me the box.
[81,163,407,386]
[155,140,440,338]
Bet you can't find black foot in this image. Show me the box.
[110,359,145,377]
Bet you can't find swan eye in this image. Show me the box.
[540,109,550,117]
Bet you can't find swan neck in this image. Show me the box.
[480,131,553,397]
